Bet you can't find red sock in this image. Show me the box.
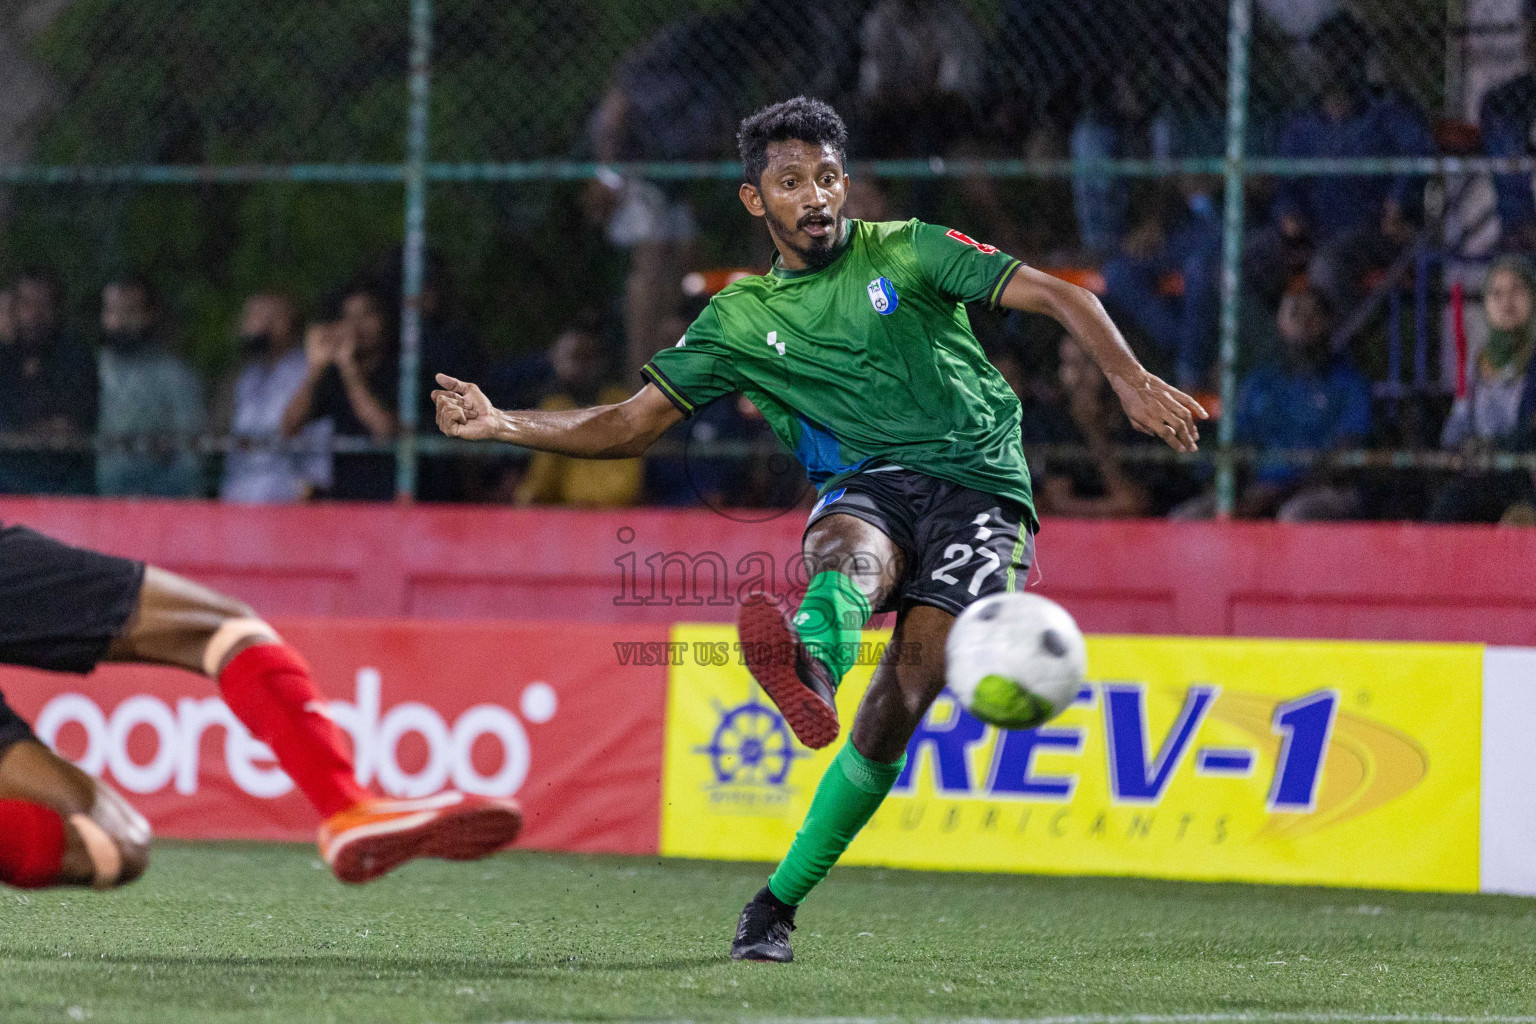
[218,643,369,818]
[0,799,67,888]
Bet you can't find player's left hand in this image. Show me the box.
[1108,370,1208,453]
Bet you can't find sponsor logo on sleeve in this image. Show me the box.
[946,229,999,254]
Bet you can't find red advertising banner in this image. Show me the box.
[0,619,668,854]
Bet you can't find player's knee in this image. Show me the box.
[804,545,887,597]
[805,530,859,574]
[804,522,900,588]
[200,613,280,677]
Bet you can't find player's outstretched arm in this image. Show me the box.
[999,266,1209,453]
[431,374,683,458]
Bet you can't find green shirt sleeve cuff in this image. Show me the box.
[985,258,1025,311]
[640,362,696,418]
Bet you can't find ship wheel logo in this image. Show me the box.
[697,692,811,787]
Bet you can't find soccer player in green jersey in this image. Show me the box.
[432,97,1206,962]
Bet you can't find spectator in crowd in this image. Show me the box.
[986,342,1031,408]
[513,325,642,507]
[1066,72,1140,258]
[999,0,1224,257]
[281,285,398,501]
[1428,256,1536,523]
[586,13,736,375]
[1022,337,1155,519]
[644,392,768,509]
[842,175,892,223]
[95,276,205,497]
[371,248,483,424]
[474,311,623,504]
[1246,12,1435,313]
[999,0,1130,237]
[219,293,327,503]
[640,295,772,508]
[0,286,13,344]
[372,249,484,501]
[989,340,1075,462]
[1256,0,1340,48]
[1480,2,1536,253]
[479,306,612,412]
[0,271,95,494]
[1175,286,1372,520]
[745,0,865,112]
[855,0,986,159]
[1103,182,1222,389]
[855,0,1015,240]
[721,395,812,511]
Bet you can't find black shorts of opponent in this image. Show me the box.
[0,524,144,675]
[0,691,37,752]
[803,465,1035,618]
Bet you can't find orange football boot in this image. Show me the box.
[319,791,523,884]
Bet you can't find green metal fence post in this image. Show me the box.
[1216,0,1253,516]
[396,0,433,500]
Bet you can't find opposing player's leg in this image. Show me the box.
[105,567,369,820]
[738,511,903,748]
[0,700,149,890]
[105,566,523,883]
[0,524,518,885]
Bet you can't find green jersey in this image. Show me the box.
[642,218,1037,529]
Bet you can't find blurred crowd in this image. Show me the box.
[0,266,477,504]
[2,1,1535,525]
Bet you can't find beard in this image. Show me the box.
[764,207,845,270]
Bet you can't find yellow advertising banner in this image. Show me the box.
[660,626,1481,892]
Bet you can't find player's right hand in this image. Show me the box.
[432,374,498,441]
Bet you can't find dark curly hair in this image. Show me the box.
[736,96,848,188]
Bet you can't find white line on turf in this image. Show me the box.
[915,1017,1536,1024]
[492,1015,1536,1024]
[929,1017,1536,1024]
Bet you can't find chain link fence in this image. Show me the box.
[1,0,1533,517]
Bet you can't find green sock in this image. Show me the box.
[766,743,906,905]
[794,570,871,684]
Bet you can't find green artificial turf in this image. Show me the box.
[2,840,1534,1023]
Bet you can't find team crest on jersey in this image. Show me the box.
[867,277,899,315]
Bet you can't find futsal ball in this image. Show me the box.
[946,593,1087,730]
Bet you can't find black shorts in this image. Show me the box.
[0,523,145,675]
[804,466,1035,618]
[0,691,37,753]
